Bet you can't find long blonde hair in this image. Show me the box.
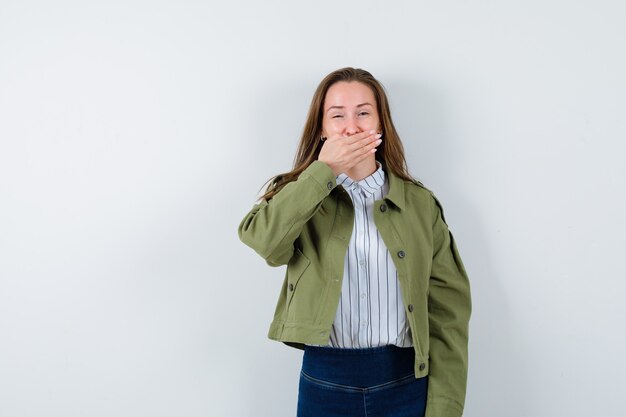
[259,67,417,202]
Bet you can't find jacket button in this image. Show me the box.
[288,283,294,291]
[408,304,414,312]
[380,204,387,212]
[397,250,405,258]
[419,362,426,371]
[327,181,333,190]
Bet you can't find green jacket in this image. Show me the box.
[238,160,471,417]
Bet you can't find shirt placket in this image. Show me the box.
[352,184,370,347]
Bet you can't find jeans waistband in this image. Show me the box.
[302,344,416,388]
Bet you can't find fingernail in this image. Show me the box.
[369,130,376,134]
[375,133,382,139]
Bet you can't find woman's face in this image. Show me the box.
[321,81,381,139]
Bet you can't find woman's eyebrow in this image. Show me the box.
[326,102,373,112]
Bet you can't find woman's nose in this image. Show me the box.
[344,117,360,136]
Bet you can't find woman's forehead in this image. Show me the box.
[324,81,376,110]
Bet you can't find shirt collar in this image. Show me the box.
[336,160,386,197]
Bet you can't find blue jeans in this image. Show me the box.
[297,345,428,417]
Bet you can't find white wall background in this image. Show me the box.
[1,1,624,416]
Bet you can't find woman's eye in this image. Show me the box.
[332,115,343,119]
[358,112,369,116]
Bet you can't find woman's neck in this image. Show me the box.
[344,157,378,181]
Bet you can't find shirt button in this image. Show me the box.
[397,250,405,258]
[327,181,333,190]
[288,283,294,291]
[380,204,387,212]
[419,363,426,371]
[408,304,414,312]
[361,293,366,299]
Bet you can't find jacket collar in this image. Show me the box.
[381,159,406,211]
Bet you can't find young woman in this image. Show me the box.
[238,67,471,417]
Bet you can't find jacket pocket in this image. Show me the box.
[286,248,311,310]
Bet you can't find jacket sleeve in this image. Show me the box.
[237,160,336,267]
[425,194,472,417]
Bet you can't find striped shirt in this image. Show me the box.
[325,160,413,348]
